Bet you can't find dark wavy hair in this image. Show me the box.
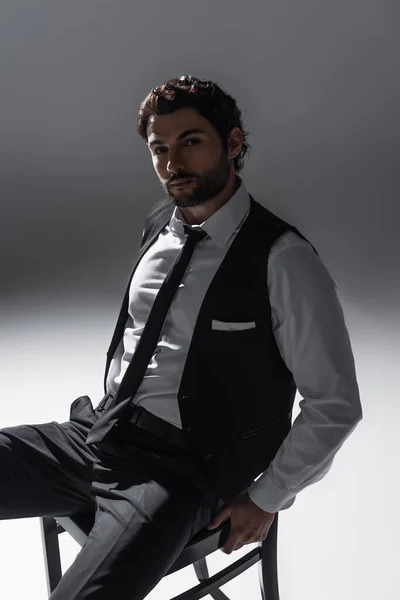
[136,75,252,175]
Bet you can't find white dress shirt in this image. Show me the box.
[106,176,363,512]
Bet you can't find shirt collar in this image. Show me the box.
[169,175,251,248]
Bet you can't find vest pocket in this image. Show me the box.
[211,319,256,331]
[240,414,291,440]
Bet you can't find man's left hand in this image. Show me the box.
[206,491,276,554]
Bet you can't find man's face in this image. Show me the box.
[146,107,233,209]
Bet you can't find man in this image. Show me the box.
[0,81,362,600]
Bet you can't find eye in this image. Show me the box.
[154,138,201,156]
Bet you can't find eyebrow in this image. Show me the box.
[148,128,206,148]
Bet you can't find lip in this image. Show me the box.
[170,178,194,187]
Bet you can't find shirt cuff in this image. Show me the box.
[247,476,297,513]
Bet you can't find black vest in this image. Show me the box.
[103,193,319,503]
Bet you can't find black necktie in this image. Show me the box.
[86,224,208,445]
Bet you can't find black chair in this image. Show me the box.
[40,508,280,599]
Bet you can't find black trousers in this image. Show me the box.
[0,394,224,599]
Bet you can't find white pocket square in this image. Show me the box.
[211,319,256,331]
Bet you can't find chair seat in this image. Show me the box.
[55,509,231,575]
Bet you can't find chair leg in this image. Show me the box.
[258,512,280,600]
[193,557,231,600]
[39,517,63,597]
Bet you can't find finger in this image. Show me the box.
[223,538,239,554]
[208,511,228,529]
[223,542,243,554]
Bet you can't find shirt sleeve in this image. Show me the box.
[247,232,363,513]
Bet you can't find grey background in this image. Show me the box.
[0,1,398,315]
[0,2,398,599]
